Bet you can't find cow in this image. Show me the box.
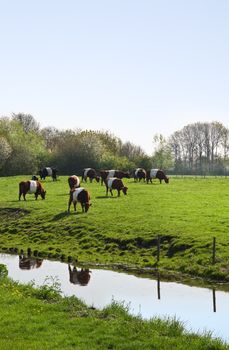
[146,169,169,184]
[82,168,100,183]
[134,168,146,182]
[105,177,128,197]
[100,169,130,185]
[68,265,91,286]
[68,187,91,213]
[19,255,43,270]
[68,175,80,189]
[19,180,46,200]
[39,167,57,181]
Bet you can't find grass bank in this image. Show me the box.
[1,175,229,282]
[0,265,227,350]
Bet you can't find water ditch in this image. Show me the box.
[0,253,229,343]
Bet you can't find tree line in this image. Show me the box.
[0,113,151,176]
[0,114,228,176]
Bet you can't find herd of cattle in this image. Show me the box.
[18,167,169,213]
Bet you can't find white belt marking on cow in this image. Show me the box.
[135,168,142,176]
[29,181,37,194]
[46,167,52,176]
[107,178,116,188]
[150,169,158,178]
[72,187,84,202]
[84,168,91,178]
[108,170,115,178]
[71,175,80,187]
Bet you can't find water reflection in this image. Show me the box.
[19,254,43,270]
[0,253,228,343]
[68,264,91,286]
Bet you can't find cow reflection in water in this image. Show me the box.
[68,264,91,286]
[19,255,43,270]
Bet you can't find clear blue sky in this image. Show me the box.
[1,1,229,155]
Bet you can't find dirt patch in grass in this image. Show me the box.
[0,208,30,220]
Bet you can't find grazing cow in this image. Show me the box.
[68,187,91,213]
[68,175,80,189]
[68,265,91,286]
[82,168,100,183]
[134,168,146,182]
[19,255,43,270]
[146,169,169,184]
[39,167,57,181]
[100,169,130,185]
[105,177,128,197]
[19,180,46,200]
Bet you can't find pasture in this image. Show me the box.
[1,175,229,282]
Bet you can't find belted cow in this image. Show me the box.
[19,255,43,270]
[105,177,128,197]
[68,187,91,213]
[100,169,130,185]
[146,169,169,184]
[68,265,91,286]
[39,167,57,181]
[82,168,100,183]
[134,168,146,182]
[19,180,46,200]
[68,175,80,189]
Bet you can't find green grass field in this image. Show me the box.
[0,271,228,350]
[1,175,229,282]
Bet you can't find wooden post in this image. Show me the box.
[157,235,160,263]
[212,288,216,313]
[157,272,161,300]
[212,237,216,265]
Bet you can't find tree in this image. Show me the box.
[152,134,173,170]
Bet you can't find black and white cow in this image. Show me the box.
[134,168,146,182]
[39,167,57,181]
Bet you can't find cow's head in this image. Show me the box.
[165,177,169,184]
[41,190,46,199]
[122,186,128,195]
[95,176,100,183]
[85,202,92,212]
[124,172,130,178]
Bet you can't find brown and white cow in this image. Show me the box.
[68,175,80,189]
[68,265,91,286]
[100,169,130,185]
[134,168,146,182]
[82,168,100,183]
[68,187,91,213]
[19,180,46,200]
[146,169,169,184]
[105,177,128,197]
[19,255,43,270]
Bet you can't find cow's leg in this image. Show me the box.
[118,190,120,197]
[23,193,26,201]
[73,201,77,211]
[68,199,72,212]
[106,186,109,196]
[110,189,113,196]
[81,203,85,212]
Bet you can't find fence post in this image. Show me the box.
[157,235,160,263]
[212,237,216,265]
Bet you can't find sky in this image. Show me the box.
[1,0,229,155]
